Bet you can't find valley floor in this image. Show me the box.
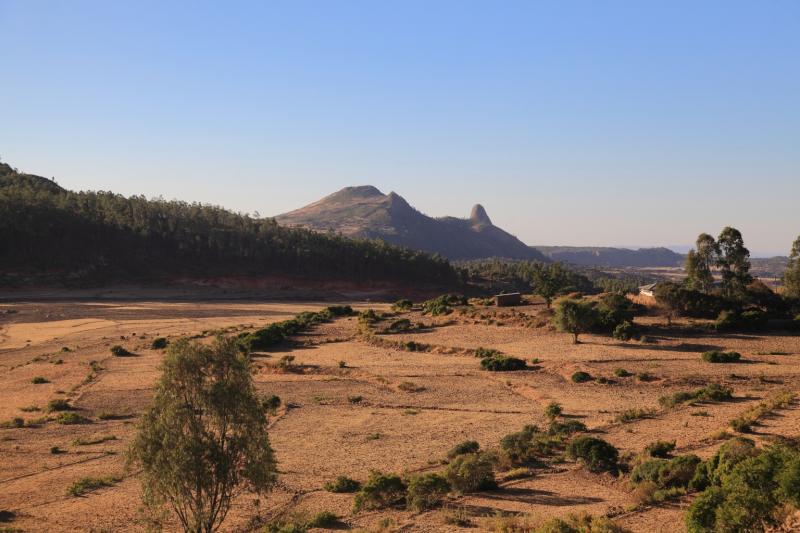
[0,299,798,532]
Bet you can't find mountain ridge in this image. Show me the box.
[276,186,547,261]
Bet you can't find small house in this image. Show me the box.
[495,292,522,307]
[638,283,659,298]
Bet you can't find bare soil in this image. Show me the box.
[1,298,798,532]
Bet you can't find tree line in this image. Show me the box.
[0,163,458,286]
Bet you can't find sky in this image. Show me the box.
[2,1,798,257]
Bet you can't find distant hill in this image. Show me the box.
[0,164,458,287]
[276,186,546,261]
[533,245,684,268]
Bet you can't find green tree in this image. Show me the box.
[784,236,800,299]
[654,281,685,325]
[128,337,277,533]
[716,227,752,298]
[552,298,598,343]
[685,233,717,293]
[530,262,572,308]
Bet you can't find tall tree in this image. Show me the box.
[716,227,752,298]
[784,236,800,299]
[530,262,573,308]
[128,337,277,533]
[552,297,598,343]
[685,233,717,292]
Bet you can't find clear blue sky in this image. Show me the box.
[2,1,798,256]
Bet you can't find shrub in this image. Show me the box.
[480,356,526,371]
[645,440,676,458]
[151,337,168,350]
[474,346,502,359]
[110,345,132,357]
[392,299,413,312]
[31,376,49,384]
[66,475,121,496]
[658,383,733,409]
[56,412,91,425]
[547,419,587,437]
[614,368,632,377]
[499,425,557,467]
[0,417,24,429]
[447,440,480,460]
[352,472,407,511]
[388,318,412,332]
[571,371,592,383]
[307,511,338,528]
[324,475,360,493]
[566,436,619,473]
[595,293,636,331]
[701,350,741,363]
[545,401,563,420]
[612,320,639,341]
[47,399,71,412]
[615,408,654,423]
[422,294,467,316]
[444,452,496,493]
[406,473,450,511]
[261,395,281,413]
[397,381,425,392]
[50,446,64,454]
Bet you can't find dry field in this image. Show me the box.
[1,298,799,532]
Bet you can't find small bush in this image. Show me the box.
[66,475,121,496]
[480,356,526,371]
[645,440,676,458]
[548,419,587,437]
[613,320,639,341]
[447,440,480,460]
[545,401,563,420]
[0,417,25,429]
[56,412,91,425]
[50,446,65,454]
[615,408,654,423]
[571,371,592,383]
[31,376,49,384]
[398,381,425,392]
[348,395,363,404]
[614,368,632,377]
[150,337,168,350]
[392,299,413,312]
[474,347,502,359]
[352,472,406,511]
[701,351,741,363]
[261,395,281,413]
[47,399,71,412]
[324,475,360,493]
[566,436,619,473]
[307,511,338,528]
[444,452,496,493]
[338,360,347,368]
[388,318,412,332]
[406,472,450,511]
[110,345,131,357]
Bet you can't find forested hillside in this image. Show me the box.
[0,163,459,287]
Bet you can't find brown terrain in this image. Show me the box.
[1,297,798,532]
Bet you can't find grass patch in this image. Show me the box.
[56,412,92,425]
[66,475,121,496]
[701,350,741,363]
[397,381,425,393]
[615,407,655,423]
[729,389,795,433]
[658,383,733,409]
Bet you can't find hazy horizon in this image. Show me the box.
[2,1,798,257]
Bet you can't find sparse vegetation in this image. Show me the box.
[444,452,496,493]
[571,371,592,383]
[66,475,121,496]
[406,472,450,511]
[701,350,741,363]
[110,345,131,356]
[566,436,618,473]
[352,472,407,511]
[480,355,526,371]
[324,475,360,493]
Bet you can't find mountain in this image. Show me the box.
[0,164,458,287]
[533,246,684,268]
[276,186,546,261]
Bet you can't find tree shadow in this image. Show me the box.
[478,487,604,506]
